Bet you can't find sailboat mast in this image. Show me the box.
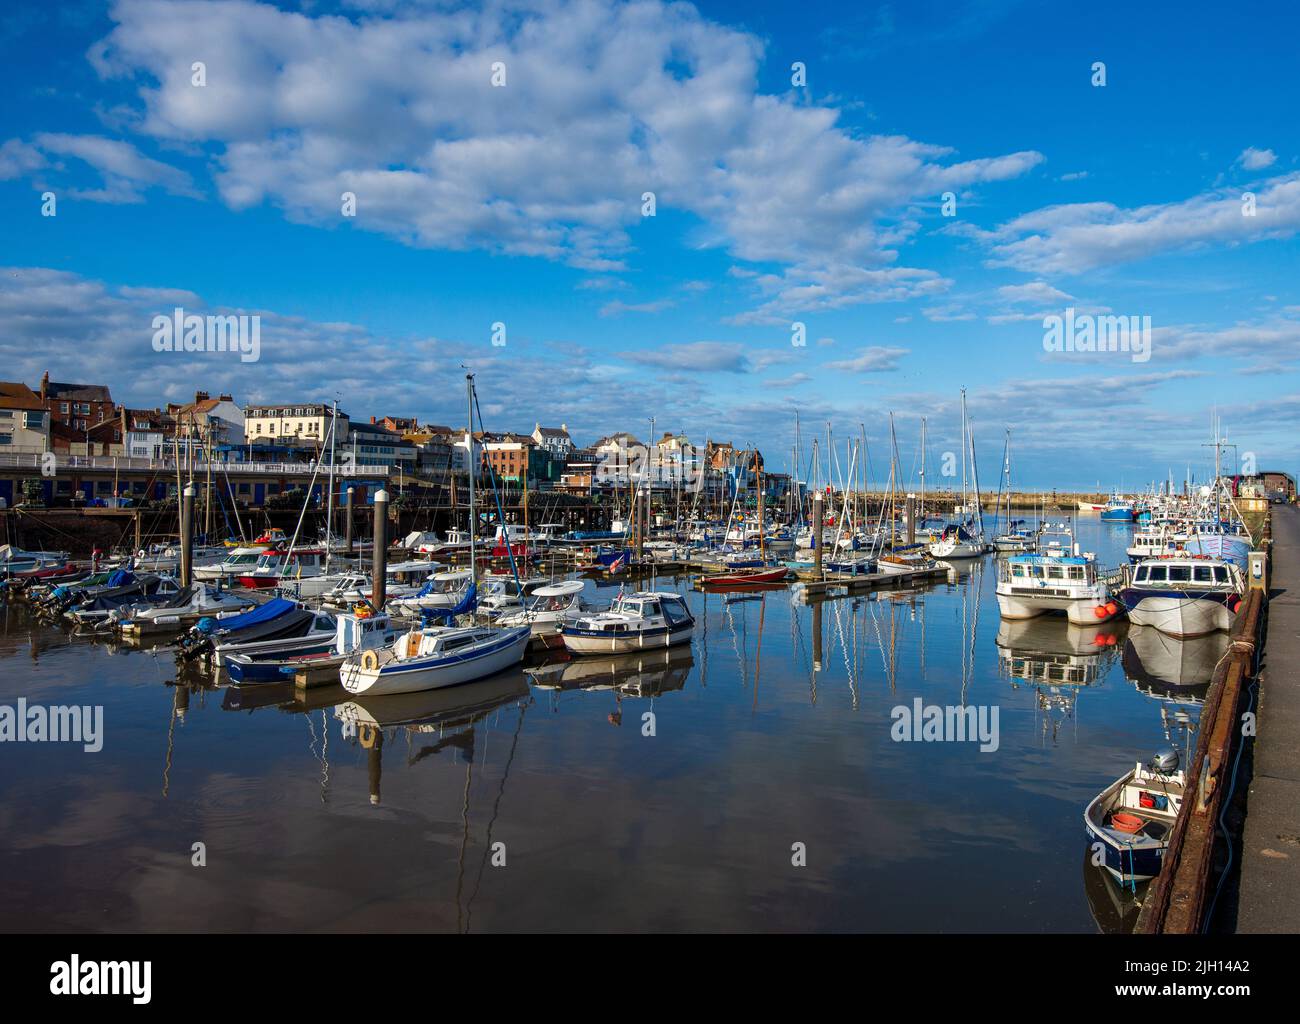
[466,373,478,584]
[325,397,337,562]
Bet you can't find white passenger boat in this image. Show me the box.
[1084,749,1185,883]
[340,622,531,695]
[1118,556,1244,638]
[561,591,695,655]
[996,529,1121,625]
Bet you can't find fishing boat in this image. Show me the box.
[1083,749,1185,883]
[1118,555,1244,638]
[562,590,695,655]
[1126,525,1181,562]
[496,579,588,648]
[1076,500,1107,512]
[339,622,531,696]
[996,526,1122,625]
[1100,494,1135,522]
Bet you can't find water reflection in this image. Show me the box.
[0,517,1229,932]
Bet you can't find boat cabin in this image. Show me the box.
[1130,558,1234,588]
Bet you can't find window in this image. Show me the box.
[1168,565,1191,582]
[1194,565,1214,583]
[1047,566,1064,580]
[1068,566,1084,580]
[0,433,11,445]
[1148,565,1167,582]
[1214,566,1229,583]
[1135,566,1148,582]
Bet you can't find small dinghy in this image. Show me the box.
[1083,748,1184,884]
[702,565,790,587]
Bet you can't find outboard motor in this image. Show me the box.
[1149,747,1180,774]
[176,616,220,661]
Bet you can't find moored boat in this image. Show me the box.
[1118,555,1244,638]
[1083,749,1184,884]
[562,591,695,655]
[340,622,531,696]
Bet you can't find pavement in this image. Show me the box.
[1236,504,1300,932]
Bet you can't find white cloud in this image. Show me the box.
[0,133,197,202]
[973,172,1300,274]
[1237,147,1277,170]
[823,345,908,373]
[77,0,1039,315]
[997,281,1074,305]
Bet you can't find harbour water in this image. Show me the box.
[0,517,1220,933]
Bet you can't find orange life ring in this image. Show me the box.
[360,649,380,671]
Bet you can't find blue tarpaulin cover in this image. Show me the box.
[197,597,295,634]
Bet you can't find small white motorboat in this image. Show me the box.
[562,591,695,656]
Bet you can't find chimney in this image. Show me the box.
[40,371,48,402]
[194,390,209,403]
[371,415,376,424]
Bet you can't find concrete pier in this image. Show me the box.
[1237,504,1300,932]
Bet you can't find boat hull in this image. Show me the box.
[340,627,530,696]
[1119,591,1233,638]
[562,620,694,656]
[996,588,1120,625]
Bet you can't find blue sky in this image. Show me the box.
[1,0,1297,488]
